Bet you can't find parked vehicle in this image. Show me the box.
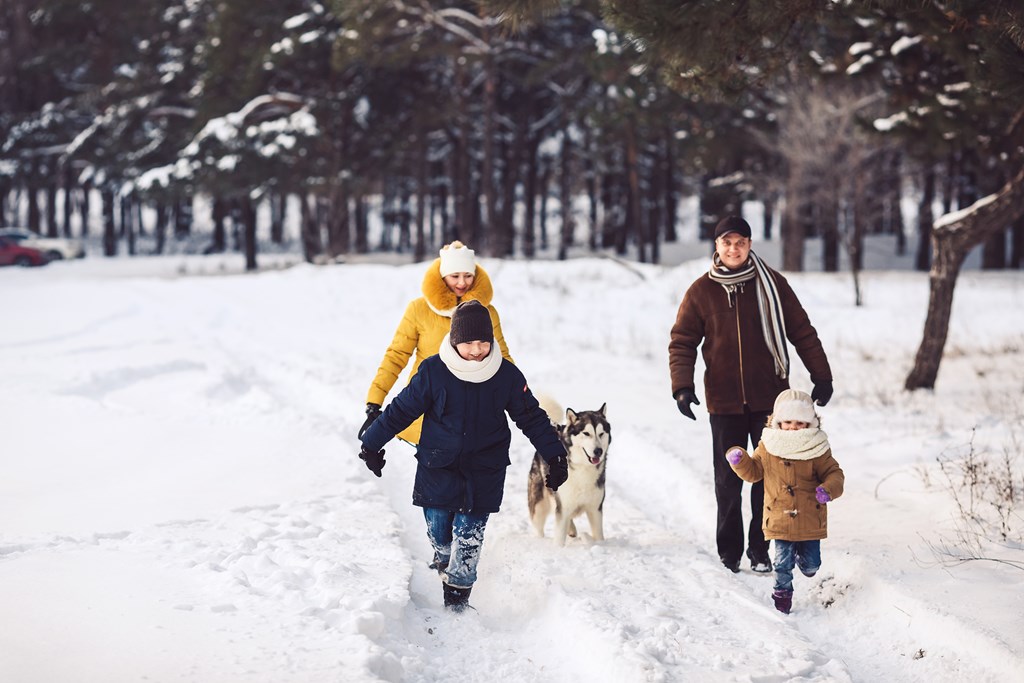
[0,227,85,260]
[0,237,48,267]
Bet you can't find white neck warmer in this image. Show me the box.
[760,427,831,461]
[438,334,502,383]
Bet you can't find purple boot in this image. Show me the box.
[772,589,793,614]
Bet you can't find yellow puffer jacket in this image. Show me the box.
[366,259,513,444]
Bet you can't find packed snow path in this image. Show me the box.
[1,257,1022,681]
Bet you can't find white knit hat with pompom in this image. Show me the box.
[439,241,476,277]
[770,389,819,429]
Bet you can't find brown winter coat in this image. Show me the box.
[668,266,832,414]
[366,259,512,444]
[730,442,844,541]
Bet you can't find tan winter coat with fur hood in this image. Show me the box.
[367,259,512,444]
[730,431,844,541]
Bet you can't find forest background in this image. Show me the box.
[2,0,1023,388]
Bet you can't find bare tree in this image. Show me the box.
[757,77,883,303]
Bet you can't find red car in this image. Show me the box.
[0,236,48,266]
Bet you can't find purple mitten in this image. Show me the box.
[815,485,831,504]
[725,448,743,465]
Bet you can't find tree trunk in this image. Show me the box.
[101,188,117,256]
[453,62,473,247]
[763,195,775,241]
[700,172,742,243]
[647,144,664,265]
[208,196,226,254]
[624,117,645,262]
[887,151,906,256]
[270,193,285,244]
[242,196,257,271]
[354,194,369,253]
[480,33,496,255]
[495,127,520,258]
[1011,213,1024,269]
[155,201,169,254]
[523,136,540,258]
[584,127,598,251]
[80,180,92,237]
[300,193,323,263]
[822,193,839,273]
[414,126,428,262]
[663,128,678,243]
[45,181,57,237]
[539,159,551,251]
[558,128,574,261]
[781,173,805,271]
[915,166,935,271]
[435,160,449,244]
[174,198,192,238]
[122,195,136,256]
[27,183,40,233]
[62,164,74,237]
[906,165,1024,389]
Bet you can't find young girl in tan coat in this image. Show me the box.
[726,389,844,614]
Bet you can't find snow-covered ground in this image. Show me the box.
[1,252,1022,682]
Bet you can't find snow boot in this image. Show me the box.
[749,552,773,574]
[442,582,473,613]
[772,589,793,614]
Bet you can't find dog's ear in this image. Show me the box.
[598,403,607,418]
[565,408,577,424]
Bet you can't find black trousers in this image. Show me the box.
[710,409,771,566]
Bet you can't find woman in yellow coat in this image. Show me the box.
[360,241,513,444]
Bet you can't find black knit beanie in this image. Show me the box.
[449,300,493,346]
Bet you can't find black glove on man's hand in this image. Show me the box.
[545,455,568,491]
[811,381,833,407]
[358,403,382,439]
[359,446,386,477]
[674,389,700,420]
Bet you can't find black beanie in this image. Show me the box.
[449,300,493,346]
[714,215,752,240]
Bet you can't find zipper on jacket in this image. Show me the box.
[734,294,747,406]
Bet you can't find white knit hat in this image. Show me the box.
[770,389,819,429]
[439,241,476,277]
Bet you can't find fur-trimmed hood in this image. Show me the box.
[421,259,495,317]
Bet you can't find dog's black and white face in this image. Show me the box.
[562,403,611,469]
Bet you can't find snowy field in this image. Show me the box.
[1,252,1022,682]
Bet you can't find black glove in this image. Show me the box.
[359,446,386,477]
[545,455,568,491]
[811,381,833,407]
[358,403,382,439]
[674,389,700,420]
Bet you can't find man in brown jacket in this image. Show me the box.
[668,216,833,574]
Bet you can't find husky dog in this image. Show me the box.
[528,399,611,546]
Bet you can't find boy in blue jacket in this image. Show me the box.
[359,300,568,612]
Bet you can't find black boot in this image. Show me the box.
[442,582,473,613]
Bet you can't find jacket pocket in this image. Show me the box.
[419,447,458,469]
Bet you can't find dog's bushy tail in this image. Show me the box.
[535,393,563,426]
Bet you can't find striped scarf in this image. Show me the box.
[708,251,790,379]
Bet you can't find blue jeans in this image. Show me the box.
[773,540,821,592]
[422,508,490,589]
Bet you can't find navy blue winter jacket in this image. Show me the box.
[361,354,565,513]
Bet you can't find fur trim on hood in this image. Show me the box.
[421,258,495,317]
